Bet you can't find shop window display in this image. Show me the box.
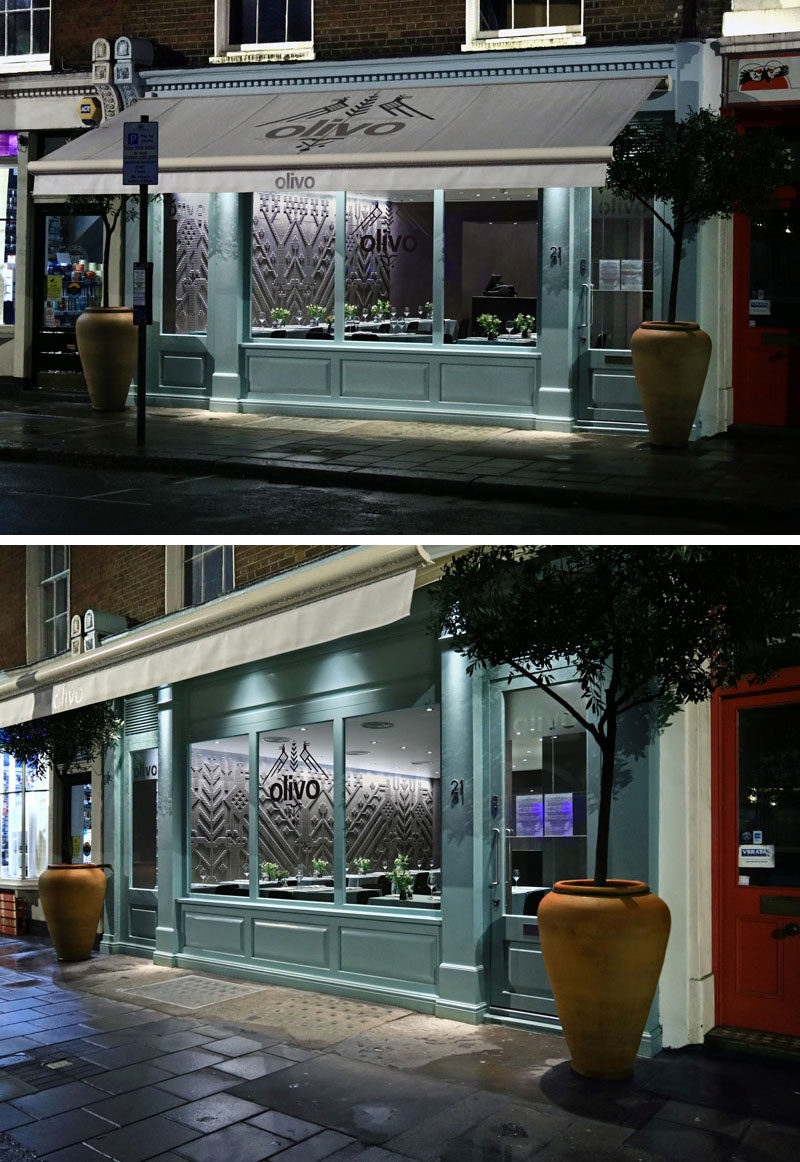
[131,749,157,889]
[345,705,441,907]
[252,191,335,337]
[190,735,250,893]
[345,195,434,342]
[0,753,48,880]
[0,136,17,324]
[444,192,538,344]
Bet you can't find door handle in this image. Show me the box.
[490,827,500,887]
[773,922,800,939]
[580,283,593,341]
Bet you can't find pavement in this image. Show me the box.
[0,933,799,1162]
[0,385,797,531]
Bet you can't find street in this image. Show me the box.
[0,461,740,534]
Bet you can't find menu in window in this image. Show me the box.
[516,794,544,837]
[620,259,644,292]
[598,259,621,291]
[544,792,574,837]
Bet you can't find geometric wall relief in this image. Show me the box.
[164,194,209,335]
[189,748,249,884]
[252,193,336,327]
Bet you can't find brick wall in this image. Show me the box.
[70,547,165,628]
[235,547,342,591]
[0,547,28,671]
[52,2,725,72]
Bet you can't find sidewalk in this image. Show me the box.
[0,388,797,530]
[1,934,799,1162]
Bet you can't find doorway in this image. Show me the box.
[488,679,591,1019]
[33,203,104,390]
[713,669,800,1034]
[732,121,800,427]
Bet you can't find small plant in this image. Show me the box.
[477,313,501,340]
[344,303,359,321]
[307,304,327,324]
[270,307,290,325]
[370,298,390,320]
[421,301,433,319]
[514,313,536,336]
[352,856,371,874]
[390,853,414,898]
[260,861,288,882]
[312,857,330,875]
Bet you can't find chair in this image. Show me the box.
[444,332,455,343]
[523,889,550,916]
[378,323,391,332]
[406,320,419,332]
[305,327,330,339]
[352,330,379,340]
[268,329,286,338]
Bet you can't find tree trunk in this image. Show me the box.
[666,220,684,324]
[593,718,616,885]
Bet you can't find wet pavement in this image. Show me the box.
[1,934,799,1161]
[0,386,797,531]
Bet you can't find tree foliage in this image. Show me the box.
[605,109,794,323]
[0,702,122,784]
[431,546,800,884]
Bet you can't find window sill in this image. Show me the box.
[0,878,40,889]
[0,56,51,74]
[210,46,315,65]
[462,33,586,52]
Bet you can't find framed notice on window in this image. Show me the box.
[544,792,574,837]
[516,794,544,837]
[620,259,644,291]
[598,260,621,291]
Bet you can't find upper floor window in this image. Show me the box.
[463,0,584,51]
[184,545,235,606]
[40,546,69,658]
[0,0,51,72]
[213,0,314,62]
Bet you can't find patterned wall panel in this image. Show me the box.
[190,748,249,883]
[252,193,336,326]
[345,198,392,315]
[164,195,209,335]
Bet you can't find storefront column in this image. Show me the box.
[207,192,248,410]
[536,186,580,432]
[154,683,184,963]
[435,644,489,1023]
[432,189,445,345]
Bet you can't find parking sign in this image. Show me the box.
[123,121,158,185]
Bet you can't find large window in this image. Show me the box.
[0,136,17,325]
[0,0,50,68]
[40,546,70,658]
[189,703,441,910]
[590,186,654,350]
[215,0,313,60]
[1,753,48,880]
[464,0,583,50]
[252,191,335,337]
[162,194,209,335]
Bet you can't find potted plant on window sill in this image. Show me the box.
[0,702,121,962]
[605,109,793,446]
[477,313,501,341]
[433,545,799,1079]
[390,853,414,900]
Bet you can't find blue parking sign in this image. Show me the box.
[123,121,159,185]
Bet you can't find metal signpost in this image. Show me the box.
[122,115,158,447]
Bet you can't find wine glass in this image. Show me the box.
[403,306,410,319]
[258,313,266,331]
[505,319,515,337]
[512,868,520,887]
[427,868,437,898]
[417,305,424,319]
[362,306,369,321]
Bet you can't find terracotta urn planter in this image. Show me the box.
[38,863,108,962]
[76,306,137,411]
[630,321,712,447]
[537,879,671,1079]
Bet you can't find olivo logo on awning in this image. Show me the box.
[257,92,434,155]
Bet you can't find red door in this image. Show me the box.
[713,669,800,1034]
[732,118,800,427]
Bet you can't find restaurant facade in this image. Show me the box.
[29,37,729,437]
[7,544,798,1056]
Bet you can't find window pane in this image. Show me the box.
[287,0,311,41]
[738,704,800,887]
[131,748,158,889]
[252,192,335,339]
[25,788,48,877]
[53,612,68,656]
[162,195,208,335]
[591,186,654,349]
[0,168,17,324]
[504,685,588,906]
[444,191,538,344]
[51,546,67,575]
[32,6,48,53]
[8,10,30,55]
[345,705,441,908]
[231,0,258,44]
[190,736,249,894]
[258,0,285,43]
[258,723,333,897]
[346,194,434,343]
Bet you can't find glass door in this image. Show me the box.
[489,681,591,1015]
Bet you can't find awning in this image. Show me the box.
[30,76,662,196]
[0,546,426,729]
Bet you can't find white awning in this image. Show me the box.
[30,76,662,195]
[0,546,426,728]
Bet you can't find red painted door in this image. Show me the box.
[732,120,800,427]
[713,670,800,1034]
